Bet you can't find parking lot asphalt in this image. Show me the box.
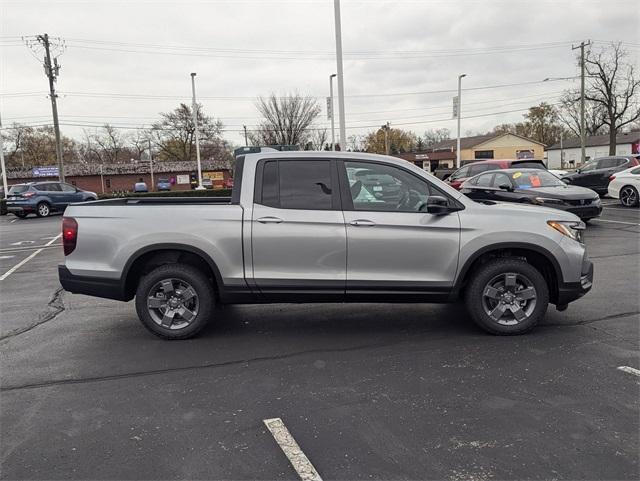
[1,204,638,480]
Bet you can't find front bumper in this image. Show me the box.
[566,204,603,220]
[557,257,594,305]
[58,265,129,301]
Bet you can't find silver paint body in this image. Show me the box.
[63,152,586,293]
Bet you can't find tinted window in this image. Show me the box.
[468,163,496,176]
[599,158,621,169]
[38,183,61,192]
[580,160,598,172]
[492,173,512,188]
[450,166,469,180]
[8,185,28,194]
[512,161,545,169]
[474,150,494,160]
[61,183,76,192]
[475,173,494,187]
[261,160,278,207]
[279,160,333,210]
[345,161,431,212]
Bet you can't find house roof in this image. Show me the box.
[428,132,544,151]
[547,131,640,150]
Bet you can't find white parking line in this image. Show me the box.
[617,366,640,378]
[591,219,640,226]
[264,418,323,481]
[0,234,61,281]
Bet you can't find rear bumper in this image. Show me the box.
[557,258,594,305]
[58,265,129,301]
[7,203,36,214]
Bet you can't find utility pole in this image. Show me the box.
[38,34,65,181]
[329,74,336,151]
[148,139,154,191]
[0,113,7,198]
[243,125,248,147]
[190,73,204,189]
[572,40,591,166]
[333,0,346,150]
[455,73,466,169]
[381,122,390,155]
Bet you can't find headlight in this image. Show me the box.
[534,197,565,205]
[547,220,586,242]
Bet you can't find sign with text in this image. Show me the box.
[452,96,459,119]
[176,174,190,185]
[326,97,333,120]
[32,166,59,177]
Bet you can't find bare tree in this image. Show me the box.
[131,129,152,160]
[422,128,451,147]
[151,103,229,162]
[249,93,321,147]
[89,124,130,164]
[584,42,640,154]
[305,128,328,150]
[558,90,607,137]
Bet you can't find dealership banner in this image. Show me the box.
[32,166,59,177]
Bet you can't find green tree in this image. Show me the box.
[363,127,417,154]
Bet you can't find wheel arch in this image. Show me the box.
[453,242,563,304]
[122,243,225,301]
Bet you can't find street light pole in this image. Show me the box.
[0,113,7,198]
[190,72,204,190]
[329,74,336,151]
[333,0,346,150]
[572,41,591,165]
[456,74,466,169]
[148,139,154,192]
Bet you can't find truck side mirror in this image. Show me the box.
[424,196,451,215]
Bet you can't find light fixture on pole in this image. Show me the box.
[455,73,467,169]
[190,72,204,190]
[333,0,346,150]
[329,74,337,151]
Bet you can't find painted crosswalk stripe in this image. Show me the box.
[264,418,322,481]
[617,366,640,378]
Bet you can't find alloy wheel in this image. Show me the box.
[38,203,50,216]
[481,272,537,326]
[146,278,199,330]
[620,187,638,207]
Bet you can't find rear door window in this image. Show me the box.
[475,173,494,187]
[61,183,76,192]
[468,163,495,176]
[258,160,335,210]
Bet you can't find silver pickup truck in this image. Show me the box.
[59,151,593,339]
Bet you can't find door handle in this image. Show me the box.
[257,216,283,224]
[350,219,376,227]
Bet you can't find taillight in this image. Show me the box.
[62,217,78,256]
[609,175,616,181]
[22,191,35,198]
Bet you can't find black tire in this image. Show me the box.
[619,185,639,208]
[465,258,549,335]
[36,202,51,217]
[14,212,28,219]
[135,264,214,339]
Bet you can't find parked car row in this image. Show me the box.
[445,155,640,214]
[6,182,97,218]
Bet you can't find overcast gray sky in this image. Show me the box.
[1,0,638,147]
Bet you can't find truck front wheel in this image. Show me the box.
[135,264,214,339]
[465,258,549,335]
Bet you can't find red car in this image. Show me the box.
[446,159,547,190]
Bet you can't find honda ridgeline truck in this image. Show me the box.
[59,152,594,339]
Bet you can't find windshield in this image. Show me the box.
[511,171,564,188]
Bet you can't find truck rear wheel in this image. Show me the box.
[135,264,214,339]
[465,258,548,335]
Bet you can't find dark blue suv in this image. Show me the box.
[7,182,98,218]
